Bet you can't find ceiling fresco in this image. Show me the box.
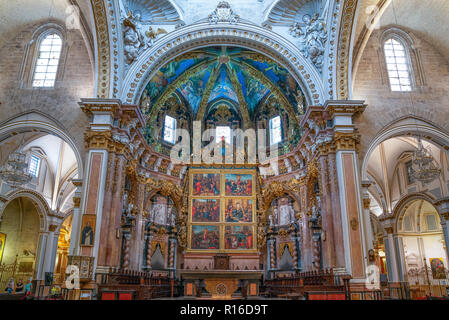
[139,46,307,122]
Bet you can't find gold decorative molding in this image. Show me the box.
[363,198,370,210]
[333,131,360,152]
[91,0,111,98]
[384,227,393,234]
[336,0,358,99]
[350,217,359,231]
[73,197,81,208]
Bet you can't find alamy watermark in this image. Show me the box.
[169,122,279,174]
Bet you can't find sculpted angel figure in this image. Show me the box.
[123,11,145,64]
[290,13,328,69]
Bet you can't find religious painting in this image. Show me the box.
[224,199,253,223]
[80,214,96,247]
[190,225,220,250]
[430,258,446,279]
[225,174,253,196]
[224,226,254,250]
[192,199,220,222]
[192,173,220,196]
[0,233,6,264]
[208,67,238,103]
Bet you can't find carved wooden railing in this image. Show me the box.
[264,268,351,300]
[97,268,181,300]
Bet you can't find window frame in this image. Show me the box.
[28,154,41,178]
[269,115,283,145]
[21,24,67,89]
[380,28,421,93]
[162,115,177,145]
[383,37,413,92]
[32,33,63,88]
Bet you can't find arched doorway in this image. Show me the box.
[398,199,448,297]
[0,197,41,291]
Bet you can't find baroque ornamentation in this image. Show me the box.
[290,14,328,70]
[208,1,240,25]
[336,0,358,99]
[91,0,111,98]
[122,11,167,65]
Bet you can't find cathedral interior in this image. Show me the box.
[0,0,449,301]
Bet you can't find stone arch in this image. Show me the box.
[0,110,84,177]
[120,22,325,107]
[391,192,438,234]
[360,116,449,181]
[0,189,51,232]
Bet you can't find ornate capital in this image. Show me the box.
[333,131,360,152]
[363,198,371,210]
[73,197,81,208]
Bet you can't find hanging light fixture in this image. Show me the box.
[409,137,441,184]
[0,135,32,188]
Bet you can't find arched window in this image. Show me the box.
[384,38,412,92]
[32,33,62,88]
[163,115,177,144]
[269,116,282,145]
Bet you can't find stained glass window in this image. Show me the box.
[32,34,62,88]
[269,116,282,145]
[384,38,412,92]
[163,115,177,144]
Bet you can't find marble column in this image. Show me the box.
[130,176,146,270]
[382,227,400,283]
[434,199,449,262]
[69,179,83,256]
[326,100,368,282]
[318,154,336,268]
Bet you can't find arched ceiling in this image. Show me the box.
[367,137,442,189]
[265,0,325,25]
[0,0,94,63]
[119,0,182,24]
[353,0,449,71]
[139,46,306,122]
[0,0,69,48]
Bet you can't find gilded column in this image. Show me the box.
[122,233,131,269]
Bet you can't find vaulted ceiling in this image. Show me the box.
[139,46,306,122]
[353,0,449,72]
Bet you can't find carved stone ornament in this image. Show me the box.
[208,1,240,24]
[289,13,327,70]
[350,217,359,231]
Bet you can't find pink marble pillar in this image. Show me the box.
[106,155,126,266]
[97,152,116,266]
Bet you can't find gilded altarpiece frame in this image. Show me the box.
[188,168,257,253]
